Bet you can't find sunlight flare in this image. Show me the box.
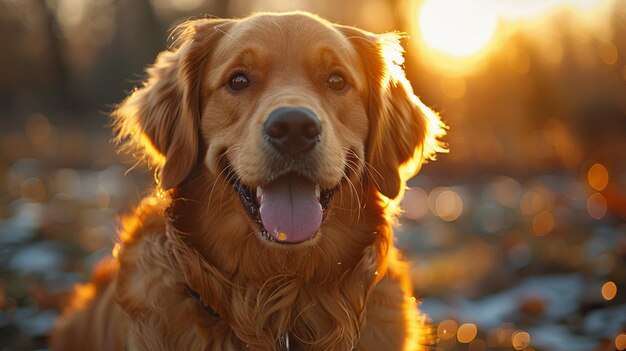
[414,0,615,74]
[418,0,498,57]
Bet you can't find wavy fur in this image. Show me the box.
[52,11,444,351]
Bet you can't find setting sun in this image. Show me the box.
[414,0,615,74]
[418,0,498,58]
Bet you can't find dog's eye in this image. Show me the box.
[327,74,346,91]
[228,73,250,91]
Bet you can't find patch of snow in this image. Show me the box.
[528,324,598,351]
[0,202,43,244]
[420,274,585,330]
[8,241,65,274]
[583,304,626,338]
[15,308,58,337]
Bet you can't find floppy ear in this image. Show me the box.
[113,18,233,189]
[337,26,447,200]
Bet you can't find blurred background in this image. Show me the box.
[0,0,625,350]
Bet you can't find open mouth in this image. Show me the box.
[230,172,336,244]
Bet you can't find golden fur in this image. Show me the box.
[51,12,446,351]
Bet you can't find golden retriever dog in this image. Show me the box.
[51,11,446,351]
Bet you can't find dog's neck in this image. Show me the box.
[166,220,389,350]
[164,169,394,350]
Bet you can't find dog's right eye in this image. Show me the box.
[327,74,346,91]
[228,73,250,91]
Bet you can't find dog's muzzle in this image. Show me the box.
[263,107,321,159]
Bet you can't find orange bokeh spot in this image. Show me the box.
[457,323,478,343]
[437,319,458,340]
[512,331,531,350]
[532,211,554,236]
[430,187,464,221]
[602,281,617,301]
[587,163,609,191]
[616,333,626,350]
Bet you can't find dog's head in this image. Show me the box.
[114,12,446,245]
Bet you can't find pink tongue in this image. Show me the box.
[259,174,322,243]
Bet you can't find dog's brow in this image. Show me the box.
[213,25,245,49]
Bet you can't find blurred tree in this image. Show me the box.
[0,0,72,118]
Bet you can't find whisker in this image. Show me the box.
[346,148,384,185]
[207,145,242,216]
[207,159,232,206]
[343,167,363,223]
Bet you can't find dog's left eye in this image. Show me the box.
[228,73,250,91]
[327,74,346,91]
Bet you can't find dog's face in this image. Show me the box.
[114,12,445,246]
[200,15,370,244]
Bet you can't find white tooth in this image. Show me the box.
[315,185,321,200]
[256,186,263,200]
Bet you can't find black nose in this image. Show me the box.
[263,107,321,158]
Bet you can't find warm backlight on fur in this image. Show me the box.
[379,34,448,205]
[68,283,96,312]
[112,243,121,259]
[380,34,407,84]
